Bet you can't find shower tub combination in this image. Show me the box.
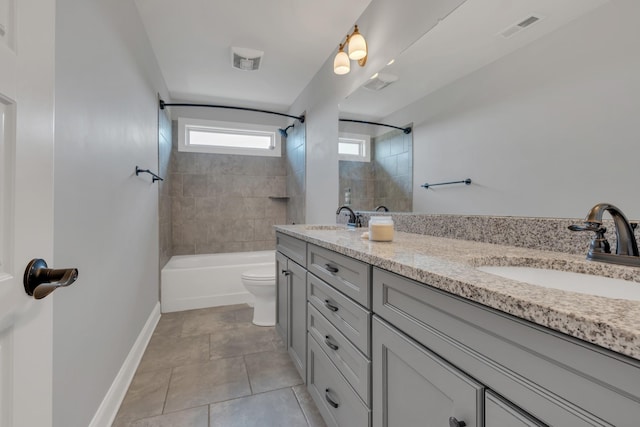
[161,250,275,313]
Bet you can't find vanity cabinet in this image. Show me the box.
[276,230,640,427]
[275,233,308,381]
[372,267,640,427]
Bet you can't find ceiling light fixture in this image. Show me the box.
[333,25,368,75]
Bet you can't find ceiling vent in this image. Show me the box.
[363,73,399,91]
[499,14,543,38]
[231,47,264,71]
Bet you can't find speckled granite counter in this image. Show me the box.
[275,224,640,361]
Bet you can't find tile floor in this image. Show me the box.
[113,304,326,427]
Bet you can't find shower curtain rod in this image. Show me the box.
[159,100,305,123]
[339,118,411,134]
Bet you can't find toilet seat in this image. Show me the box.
[241,267,275,282]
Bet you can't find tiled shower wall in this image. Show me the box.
[170,121,288,255]
[285,122,306,225]
[158,107,173,268]
[338,160,374,209]
[339,128,412,212]
[372,128,412,211]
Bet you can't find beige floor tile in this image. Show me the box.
[112,369,171,427]
[244,350,303,394]
[293,385,327,427]
[154,312,186,337]
[181,308,252,337]
[137,334,209,373]
[164,356,251,413]
[209,325,278,359]
[234,307,254,323]
[129,405,208,427]
[209,388,308,427]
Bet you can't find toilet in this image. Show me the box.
[241,266,276,326]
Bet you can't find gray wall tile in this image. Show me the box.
[170,120,296,255]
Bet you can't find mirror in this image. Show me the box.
[337,0,634,218]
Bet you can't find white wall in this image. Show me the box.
[385,0,640,219]
[53,1,169,426]
[289,0,467,223]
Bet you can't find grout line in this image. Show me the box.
[161,367,173,415]
[244,354,254,395]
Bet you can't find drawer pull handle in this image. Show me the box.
[449,417,466,427]
[325,264,339,273]
[281,269,291,276]
[324,299,339,312]
[324,335,339,351]
[325,388,339,408]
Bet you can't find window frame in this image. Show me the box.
[178,117,282,157]
[338,132,371,162]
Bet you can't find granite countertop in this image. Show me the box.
[275,224,640,361]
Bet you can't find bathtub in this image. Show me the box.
[161,250,275,313]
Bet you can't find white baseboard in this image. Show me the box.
[89,302,161,427]
[161,291,254,313]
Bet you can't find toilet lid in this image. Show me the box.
[242,266,275,281]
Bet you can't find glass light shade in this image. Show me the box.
[348,32,367,60]
[334,50,350,75]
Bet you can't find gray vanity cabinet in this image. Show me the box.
[275,233,308,381]
[372,316,483,427]
[277,229,640,427]
[372,267,640,427]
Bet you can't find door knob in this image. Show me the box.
[23,258,79,299]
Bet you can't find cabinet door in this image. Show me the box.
[373,316,483,427]
[485,391,546,427]
[275,251,288,344]
[288,260,307,381]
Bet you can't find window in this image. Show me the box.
[338,132,370,162]
[178,117,281,157]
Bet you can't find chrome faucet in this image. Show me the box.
[569,203,640,267]
[336,206,362,227]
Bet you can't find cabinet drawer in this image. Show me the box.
[308,303,370,405]
[308,334,371,427]
[485,391,545,427]
[276,232,307,267]
[308,273,370,356]
[372,316,483,427]
[307,244,370,308]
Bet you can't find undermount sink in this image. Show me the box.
[477,266,640,301]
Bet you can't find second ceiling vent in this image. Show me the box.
[231,47,264,71]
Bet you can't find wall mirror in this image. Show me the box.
[337,0,622,217]
[337,118,413,213]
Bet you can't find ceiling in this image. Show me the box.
[340,0,610,121]
[134,0,372,111]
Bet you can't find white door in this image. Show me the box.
[0,0,56,426]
